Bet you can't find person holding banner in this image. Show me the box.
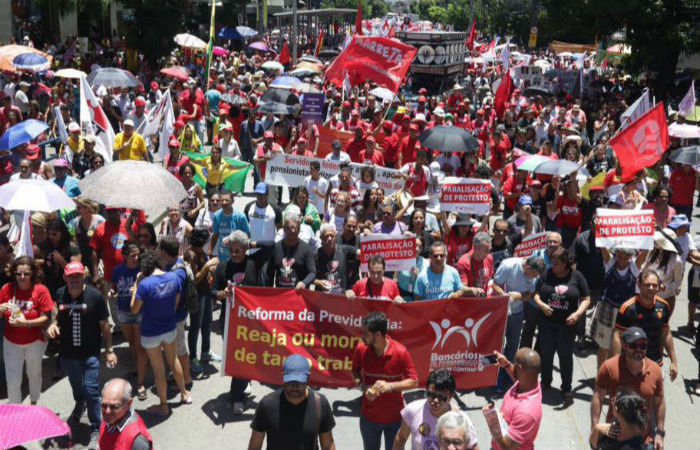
[315,224,359,295]
[266,212,316,291]
[353,311,418,450]
[347,255,403,302]
[414,241,466,301]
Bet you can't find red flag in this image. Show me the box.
[466,20,477,50]
[609,102,669,181]
[355,0,363,35]
[494,69,512,120]
[387,26,396,38]
[601,56,608,69]
[325,36,417,92]
[277,42,290,65]
[315,29,325,56]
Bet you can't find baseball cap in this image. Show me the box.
[529,179,542,188]
[83,134,97,144]
[68,122,80,133]
[622,327,648,344]
[519,195,533,206]
[332,140,342,149]
[123,119,135,127]
[254,182,269,195]
[64,261,85,276]
[282,354,310,384]
[414,113,427,123]
[263,130,274,139]
[668,214,690,229]
[134,96,146,107]
[342,101,351,108]
[150,81,159,90]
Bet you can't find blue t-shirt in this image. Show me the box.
[212,210,250,261]
[111,263,139,311]
[205,89,221,114]
[135,271,182,337]
[414,265,464,300]
[493,257,536,314]
[52,175,81,198]
[166,258,189,322]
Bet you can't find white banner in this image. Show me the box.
[359,234,416,272]
[265,153,405,194]
[439,177,491,215]
[594,208,655,250]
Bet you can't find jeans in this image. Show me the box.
[3,338,47,403]
[359,416,401,450]
[520,302,541,349]
[62,356,101,430]
[188,292,213,359]
[220,304,250,401]
[539,320,576,392]
[497,311,524,390]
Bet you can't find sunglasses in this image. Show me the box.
[628,342,647,350]
[100,402,126,410]
[426,391,449,402]
[15,272,31,277]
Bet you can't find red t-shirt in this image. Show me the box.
[352,337,418,423]
[381,133,400,164]
[503,175,530,210]
[403,164,429,197]
[490,138,510,171]
[352,277,400,300]
[0,283,54,344]
[359,149,385,166]
[669,168,696,206]
[90,219,129,281]
[457,250,495,289]
[179,88,204,121]
[446,232,474,267]
[556,196,583,229]
[346,138,366,163]
[398,137,420,165]
[255,143,283,180]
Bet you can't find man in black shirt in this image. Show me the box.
[249,354,336,450]
[267,212,316,290]
[336,215,360,283]
[314,224,359,295]
[47,262,116,449]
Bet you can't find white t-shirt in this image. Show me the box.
[14,90,29,114]
[304,176,330,215]
[245,202,280,243]
[676,232,697,267]
[436,154,461,173]
[400,399,478,450]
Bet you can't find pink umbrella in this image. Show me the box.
[248,41,272,53]
[213,46,228,56]
[0,404,71,448]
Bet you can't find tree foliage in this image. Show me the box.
[120,0,188,65]
[321,0,389,19]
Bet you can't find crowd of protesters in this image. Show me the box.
[0,22,699,450]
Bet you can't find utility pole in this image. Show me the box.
[291,0,298,64]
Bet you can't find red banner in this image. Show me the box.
[325,36,418,92]
[317,124,353,157]
[224,287,508,390]
[609,102,669,181]
[359,235,416,272]
[513,232,547,257]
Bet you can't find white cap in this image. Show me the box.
[123,119,134,127]
[433,107,445,117]
[68,122,80,132]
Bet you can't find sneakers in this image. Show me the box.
[202,352,222,362]
[232,401,245,415]
[87,430,99,450]
[69,401,86,423]
[243,383,252,396]
[190,358,204,376]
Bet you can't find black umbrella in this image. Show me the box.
[261,88,299,105]
[257,101,295,115]
[523,86,553,97]
[221,93,248,105]
[418,126,479,153]
[670,145,700,166]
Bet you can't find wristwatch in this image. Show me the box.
[656,430,665,438]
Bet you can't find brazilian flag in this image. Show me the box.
[183,151,252,193]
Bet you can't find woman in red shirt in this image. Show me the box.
[669,164,696,218]
[556,178,588,248]
[0,256,54,404]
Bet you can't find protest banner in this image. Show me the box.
[359,234,416,272]
[440,177,491,215]
[300,93,325,125]
[513,232,548,257]
[223,287,508,390]
[265,153,405,194]
[595,208,655,249]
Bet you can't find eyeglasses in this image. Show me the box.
[426,391,449,402]
[100,401,126,410]
[628,342,648,350]
[440,438,466,447]
[15,272,31,277]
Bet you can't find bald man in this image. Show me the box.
[484,348,542,450]
[98,378,153,450]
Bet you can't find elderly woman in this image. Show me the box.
[534,247,590,404]
[0,256,54,404]
[394,369,479,449]
[436,411,480,450]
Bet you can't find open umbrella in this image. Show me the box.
[261,88,300,105]
[369,87,395,103]
[79,161,187,210]
[515,154,554,172]
[54,68,87,79]
[218,27,243,39]
[87,68,139,88]
[13,52,49,72]
[160,65,190,81]
[270,75,301,89]
[288,68,315,78]
[0,45,52,72]
[212,46,228,56]
[418,126,479,153]
[295,61,324,73]
[668,122,700,139]
[670,146,700,166]
[0,178,75,212]
[257,102,295,115]
[0,404,70,449]
[296,82,321,94]
[174,33,207,50]
[248,41,271,53]
[0,119,49,150]
[522,86,553,97]
[221,93,248,105]
[262,61,284,72]
[299,55,322,64]
[532,159,579,177]
[236,26,258,38]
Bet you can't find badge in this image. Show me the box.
[418,423,430,436]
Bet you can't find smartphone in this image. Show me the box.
[480,354,498,366]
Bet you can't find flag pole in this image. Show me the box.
[206,0,216,91]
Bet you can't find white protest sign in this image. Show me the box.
[440,177,491,216]
[594,208,655,250]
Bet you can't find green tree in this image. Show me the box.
[120,0,188,65]
[321,0,388,18]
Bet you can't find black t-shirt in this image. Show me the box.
[267,240,316,288]
[336,234,359,283]
[211,241,274,291]
[536,269,590,325]
[315,244,357,294]
[55,285,109,359]
[570,230,605,292]
[491,236,518,271]
[616,296,670,364]
[596,433,646,450]
[251,388,336,450]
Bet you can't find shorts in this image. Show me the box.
[117,309,142,325]
[589,301,619,350]
[140,329,177,349]
[175,320,188,356]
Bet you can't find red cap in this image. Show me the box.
[150,81,159,90]
[351,109,359,116]
[589,185,605,192]
[342,101,351,108]
[219,103,230,113]
[174,120,185,130]
[418,88,428,95]
[417,96,426,103]
[476,109,485,115]
[26,144,40,160]
[134,97,146,107]
[529,179,542,188]
[382,121,393,131]
[64,262,85,276]
[264,130,274,138]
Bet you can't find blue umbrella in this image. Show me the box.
[236,26,258,38]
[0,119,49,150]
[218,27,243,40]
[271,76,302,88]
[13,53,49,71]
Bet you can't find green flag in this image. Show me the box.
[183,151,251,193]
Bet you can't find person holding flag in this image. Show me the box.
[113,119,148,162]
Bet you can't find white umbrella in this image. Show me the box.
[79,161,187,210]
[261,61,284,71]
[669,122,700,139]
[296,83,321,94]
[0,179,75,212]
[532,159,580,177]
[559,51,573,58]
[174,33,207,50]
[54,68,87,79]
[369,87,395,103]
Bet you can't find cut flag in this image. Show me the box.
[609,102,669,181]
[466,20,477,51]
[355,0,363,35]
[277,42,291,65]
[679,80,696,117]
[315,29,325,56]
[142,88,175,160]
[79,75,115,161]
[182,151,251,193]
[494,68,512,120]
[620,89,650,131]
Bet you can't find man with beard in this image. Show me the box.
[211,230,273,414]
[314,224,359,295]
[249,354,336,450]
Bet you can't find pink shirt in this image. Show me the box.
[643,203,675,229]
[493,382,542,450]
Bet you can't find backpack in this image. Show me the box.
[172,261,199,314]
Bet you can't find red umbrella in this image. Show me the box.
[0,404,71,448]
[160,65,190,81]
